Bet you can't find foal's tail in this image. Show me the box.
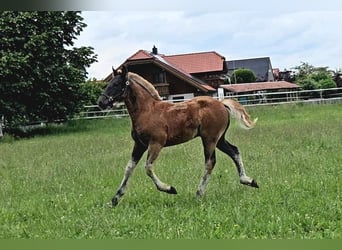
[221,99,258,129]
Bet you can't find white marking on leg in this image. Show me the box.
[146,163,171,192]
[111,159,138,206]
[196,173,210,196]
[234,155,253,185]
[116,159,136,197]
[196,159,213,196]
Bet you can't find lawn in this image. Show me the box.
[0,103,341,239]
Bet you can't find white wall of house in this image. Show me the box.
[168,93,194,102]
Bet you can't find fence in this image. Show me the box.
[227,87,342,106]
[75,103,128,120]
[1,88,341,135]
[77,87,342,120]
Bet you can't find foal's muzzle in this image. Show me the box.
[97,81,129,110]
[97,94,114,110]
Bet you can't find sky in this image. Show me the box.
[72,0,342,80]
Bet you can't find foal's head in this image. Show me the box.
[97,66,127,110]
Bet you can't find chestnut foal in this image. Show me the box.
[98,67,259,206]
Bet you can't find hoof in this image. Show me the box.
[167,186,177,194]
[195,190,203,197]
[240,178,259,188]
[251,179,259,188]
[110,197,119,207]
[107,202,114,208]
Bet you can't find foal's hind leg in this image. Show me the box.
[145,142,177,194]
[111,141,147,207]
[217,137,259,188]
[196,140,217,197]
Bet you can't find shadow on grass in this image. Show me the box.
[1,119,114,142]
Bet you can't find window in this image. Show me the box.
[172,96,184,103]
[153,71,166,83]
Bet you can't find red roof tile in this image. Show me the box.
[108,48,225,92]
[163,51,225,74]
[127,50,153,60]
[221,81,300,93]
[151,55,216,92]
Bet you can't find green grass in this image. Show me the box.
[0,103,341,239]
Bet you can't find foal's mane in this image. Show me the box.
[127,72,162,101]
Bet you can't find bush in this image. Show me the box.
[230,68,256,84]
[318,78,337,89]
[294,63,337,90]
[297,73,336,90]
[296,78,319,90]
[80,80,107,105]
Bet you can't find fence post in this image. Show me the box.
[0,115,3,138]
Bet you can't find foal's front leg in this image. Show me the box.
[111,141,146,207]
[146,142,177,194]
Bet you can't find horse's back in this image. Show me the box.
[191,96,228,118]
[166,96,227,120]
[191,96,229,137]
[154,96,227,146]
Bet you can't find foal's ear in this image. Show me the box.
[121,65,128,76]
[112,66,117,78]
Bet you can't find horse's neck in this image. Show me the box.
[124,84,159,119]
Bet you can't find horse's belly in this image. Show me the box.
[165,134,196,146]
[163,103,200,146]
[165,123,198,146]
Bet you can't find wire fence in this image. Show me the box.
[75,103,128,120]
[1,87,341,136]
[76,87,342,120]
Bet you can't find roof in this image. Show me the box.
[110,48,219,92]
[150,54,216,92]
[164,51,226,74]
[227,57,274,82]
[127,50,153,60]
[127,50,225,74]
[221,81,300,93]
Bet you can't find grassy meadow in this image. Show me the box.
[0,103,341,239]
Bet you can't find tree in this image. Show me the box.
[293,62,336,90]
[293,62,316,80]
[0,11,97,128]
[333,68,342,87]
[230,68,256,84]
[80,79,107,105]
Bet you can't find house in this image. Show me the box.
[104,47,300,103]
[227,57,275,82]
[224,57,301,103]
[104,46,226,101]
[273,68,296,82]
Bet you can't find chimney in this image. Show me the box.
[152,45,158,55]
